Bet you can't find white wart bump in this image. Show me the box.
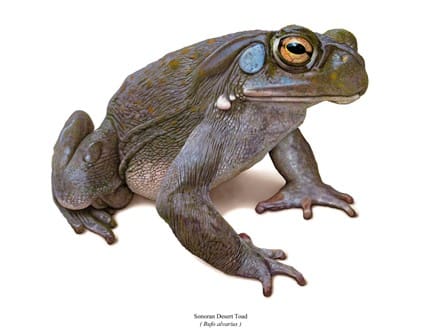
[215,94,232,111]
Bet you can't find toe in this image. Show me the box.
[91,209,112,224]
[268,259,307,286]
[326,185,355,204]
[344,205,357,217]
[261,273,273,297]
[333,191,354,204]
[90,208,117,228]
[301,198,313,220]
[69,220,85,234]
[77,211,116,244]
[255,204,267,214]
[259,248,287,260]
[238,232,252,242]
[334,200,357,217]
[255,192,285,214]
[339,193,354,204]
[58,206,85,234]
[239,233,287,260]
[319,195,357,218]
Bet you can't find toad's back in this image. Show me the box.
[106,31,256,199]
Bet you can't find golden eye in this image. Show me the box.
[279,36,313,65]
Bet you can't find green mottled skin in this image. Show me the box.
[52,25,368,296]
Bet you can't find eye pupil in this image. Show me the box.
[277,36,313,67]
[286,42,306,54]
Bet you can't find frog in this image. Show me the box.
[52,24,368,296]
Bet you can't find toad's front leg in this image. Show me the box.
[256,129,356,219]
[156,123,305,296]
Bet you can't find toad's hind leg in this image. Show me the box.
[52,111,132,244]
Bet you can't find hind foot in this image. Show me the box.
[237,233,306,297]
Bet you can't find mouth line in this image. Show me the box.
[243,94,360,105]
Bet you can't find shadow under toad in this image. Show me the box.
[210,170,283,214]
[128,169,284,215]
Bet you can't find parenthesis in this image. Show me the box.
[200,321,202,327]
[239,322,242,327]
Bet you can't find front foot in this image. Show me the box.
[255,182,356,219]
[237,233,306,297]
[54,199,118,244]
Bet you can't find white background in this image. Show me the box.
[1,0,439,328]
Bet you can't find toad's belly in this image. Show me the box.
[125,142,179,200]
[121,111,204,200]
